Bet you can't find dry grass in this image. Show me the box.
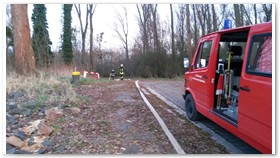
[6,71,79,107]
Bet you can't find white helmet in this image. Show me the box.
[120,64,123,67]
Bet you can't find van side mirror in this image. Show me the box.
[183,58,189,68]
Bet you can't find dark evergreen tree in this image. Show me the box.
[31,4,53,68]
[62,4,73,65]
[6,26,13,49]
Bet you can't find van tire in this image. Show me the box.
[185,94,201,121]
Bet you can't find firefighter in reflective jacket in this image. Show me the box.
[119,64,125,80]
[109,69,115,80]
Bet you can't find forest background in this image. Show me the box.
[4,2,274,78]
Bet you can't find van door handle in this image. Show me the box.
[240,86,251,92]
[202,75,208,79]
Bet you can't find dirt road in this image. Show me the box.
[48,80,227,154]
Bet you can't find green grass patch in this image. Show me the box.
[51,117,66,133]
[7,71,78,109]
[57,117,66,123]
[52,123,60,132]
[80,77,110,85]
[96,119,111,135]
[96,120,111,128]
[76,95,91,105]
[33,95,47,112]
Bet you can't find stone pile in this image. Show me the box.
[6,92,66,154]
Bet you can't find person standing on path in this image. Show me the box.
[119,64,125,80]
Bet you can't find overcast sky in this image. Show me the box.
[27,4,171,52]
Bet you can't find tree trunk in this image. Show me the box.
[202,5,206,35]
[206,4,212,34]
[124,7,129,75]
[152,4,159,54]
[11,4,36,75]
[74,4,89,67]
[211,4,218,31]
[196,5,206,36]
[136,4,149,54]
[169,4,176,75]
[240,4,244,26]
[186,4,193,60]
[177,4,185,57]
[234,4,242,27]
[241,4,252,25]
[125,34,129,71]
[262,4,272,22]
[192,4,198,45]
[253,4,258,24]
[170,4,175,63]
[89,4,96,72]
[89,6,93,72]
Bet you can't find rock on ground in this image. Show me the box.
[69,107,81,114]
[6,136,25,148]
[45,108,63,122]
[38,121,53,136]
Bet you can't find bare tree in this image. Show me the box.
[196,5,207,36]
[151,4,159,54]
[136,4,151,54]
[11,4,36,75]
[89,4,97,71]
[176,4,186,56]
[74,4,89,66]
[130,4,273,78]
[114,6,129,73]
[240,4,252,25]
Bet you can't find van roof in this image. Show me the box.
[201,22,272,38]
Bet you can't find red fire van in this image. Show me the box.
[183,22,272,153]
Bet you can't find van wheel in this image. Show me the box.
[185,94,200,121]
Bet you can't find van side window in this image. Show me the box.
[247,34,272,77]
[194,41,212,69]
